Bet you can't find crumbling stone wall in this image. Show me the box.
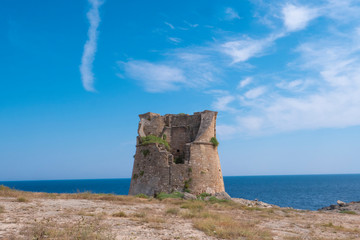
[128,110,225,196]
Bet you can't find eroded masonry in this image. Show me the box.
[128,110,225,196]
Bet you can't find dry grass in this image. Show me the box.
[2,185,360,239]
[193,211,273,239]
[165,207,179,215]
[0,184,145,204]
[16,197,29,202]
[20,217,115,240]
[112,211,127,217]
[176,199,274,239]
[321,222,360,233]
[0,205,4,213]
[339,210,357,215]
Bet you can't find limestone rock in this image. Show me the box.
[183,192,197,200]
[214,192,232,201]
[337,200,346,207]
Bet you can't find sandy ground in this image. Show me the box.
[0,195,360,240]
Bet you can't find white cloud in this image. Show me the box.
[225,7,241,20]
[122,61,186,92]
[164,22,175,29]
[212,95,236,112]
[80,0,103,92]
[237,116,264,131]
[184,21,199,28]
[282,4,318,32]
[221,33,283,63]
[227,23,360,134]
[237,77,253,89]
[217,124,238,139]
[168,37,182,43]
[121,50,219,92]
[244,86,266,99]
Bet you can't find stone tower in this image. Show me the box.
[128,110,225,196]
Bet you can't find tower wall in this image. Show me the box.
[128,110,225,196]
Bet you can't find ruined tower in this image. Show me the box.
[128,110,225,196]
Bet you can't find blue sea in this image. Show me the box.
[1,174,360,211]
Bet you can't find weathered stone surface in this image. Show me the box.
[183,192,197,200]
[214,192,232,201]
[128,110,225,196]
[319,200,360,214]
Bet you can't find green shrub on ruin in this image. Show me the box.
[184,178,192,192]
[141,149,150,157]
[174,156,184,164]
[156,192,184,200]
[197,193,211,200]
[210,137,219,147]
[140,134,170,151]
[135,193,149,199]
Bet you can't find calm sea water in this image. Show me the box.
[1,174,360,210]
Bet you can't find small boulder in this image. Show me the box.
[183,192,197,200]
[337,200,346,207]
[214,192,232,201]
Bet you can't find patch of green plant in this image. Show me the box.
[339,210,357,215]
[162,134,166,140]
[140,134,170,151]
[184,178,192,191]
[133,173,138,179]
[208,196,229,204]
[135,193,149,199]
[17,197,28,202]
[188,167,192,173]
[141,149,150,157]
[156,192,184,200]
[174,156,184,164]
[178,113,186,115]
[140,170,144,176]
[197,193,211,200]
[210,137,219,147]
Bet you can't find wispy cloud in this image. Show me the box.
[121,61,186,92]
[164,22,175,29]
[244,86,266,99]
[212,95,236,112]
[237,77,253,89]
[225,7,241,20]
[221,33,284,64]
[119,0,360,137]
[80,0,103,92]
[281,4,318,32]
[121,50,219,92]
[168,37,182,43]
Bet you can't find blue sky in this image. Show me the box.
[1,0,360,181]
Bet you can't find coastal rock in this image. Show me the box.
[337,200,346,206]
[319,200,360,214]
[183,192,197,200]
[214,192,232,200]
[232,198,277,208]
